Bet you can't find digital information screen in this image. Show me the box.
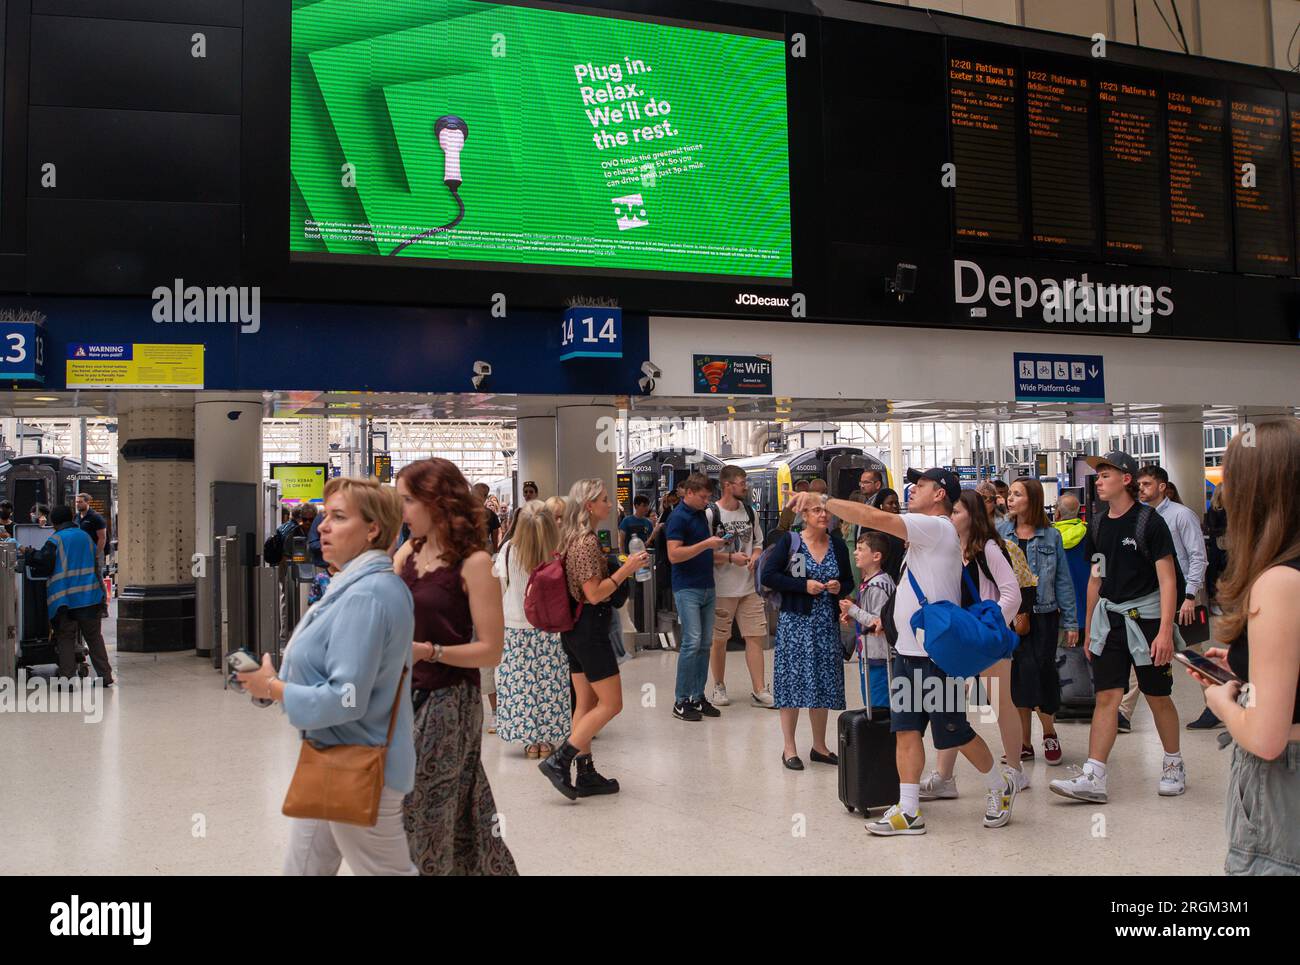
[1100,78,1167,258]
[289,0,792,279]
[1026,66,1094,249]
[1166,87,1230,269]
[1230,91,1292,274]
[271,464,328,506]
[949,53,1022,243]
[1291,101,1300,267]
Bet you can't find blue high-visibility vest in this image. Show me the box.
[45,526,105,619]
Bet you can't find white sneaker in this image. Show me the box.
[1049,765,1108,803]
[918,770,959,800]
[710,683,731,707]
[751,689,776,708]
[1008,765,1030,791]
[1158,758,1187,796]
[983,769,1017,828]
[866,804,926,836]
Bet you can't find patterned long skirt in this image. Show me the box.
[495,626,571,745]
[403,680,519,876]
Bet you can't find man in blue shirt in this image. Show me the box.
[619,493,658,552]
[666,473,727,721]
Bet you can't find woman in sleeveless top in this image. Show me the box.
[493,500,570,758]
[1183,420,1300,875]
[394,459,517,876]
[921,491,1025,801]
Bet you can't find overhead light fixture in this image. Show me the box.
[33,396,59,402]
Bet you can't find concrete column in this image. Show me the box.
[516,414,558,502]
[195,394,264,552]
[888,421,905,493]
[556,403,617,533]
[1159,418,1206,521]
[298,417,329,464]
[116,393,195,652]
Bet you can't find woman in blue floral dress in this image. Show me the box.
[761,499,854,770]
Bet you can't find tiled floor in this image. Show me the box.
[1,617,1230,875]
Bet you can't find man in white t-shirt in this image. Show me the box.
[707,466,775,708]
[789,468,1018,836]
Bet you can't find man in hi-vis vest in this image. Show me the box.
[26,504,112,685]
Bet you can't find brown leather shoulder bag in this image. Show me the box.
[281,666,408,827]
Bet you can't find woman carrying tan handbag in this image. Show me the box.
[236,478,417,876]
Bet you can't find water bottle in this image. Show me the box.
[629,535,651,582]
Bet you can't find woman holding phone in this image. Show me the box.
[237,477,416,876]
[1182,420,1300,876]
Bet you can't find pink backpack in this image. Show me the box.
[524,552,581,633]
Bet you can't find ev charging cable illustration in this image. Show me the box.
[391,114,468,255]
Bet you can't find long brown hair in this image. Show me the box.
[396,458,486,566]
[1009,478,1049,530]
[1216,420,1300,642]
[957,490,1002,561]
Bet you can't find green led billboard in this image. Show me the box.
[290,0,792,279]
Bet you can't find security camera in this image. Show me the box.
[886,262,918,302]
[640,361,661,379]
[638,375,656,394]
[472,360,492,392]
[473,360,491,376]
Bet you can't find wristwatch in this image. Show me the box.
[432,644,444,662]
[819,493,830,509]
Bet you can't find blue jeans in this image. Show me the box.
[673,587,716,703]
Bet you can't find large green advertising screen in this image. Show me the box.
[290,0,792,279]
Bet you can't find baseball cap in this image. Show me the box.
[1085,450,1139,479]
[905,467,961,503]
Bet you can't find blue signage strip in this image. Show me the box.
[1014,352,1104,403]
[560,307,623,361]
[693,353,774,395]
[0,322,49,384]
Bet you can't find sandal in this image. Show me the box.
[525,744,541,759]
[537,742,555,758]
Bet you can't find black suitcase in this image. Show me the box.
[838,706,900,814]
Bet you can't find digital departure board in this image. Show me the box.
[1230,91,1292,274]
[1166,86,1230,269]
[1290,100,1300,272]
[1100,78,1167,258]
[949,53,1022,244]
[1026,66,1094,250]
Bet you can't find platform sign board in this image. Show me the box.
[560,308,622,361]
[67,343,204,389]
[1013,352,1104,403]
[0,322,49,384]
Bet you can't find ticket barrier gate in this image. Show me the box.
[199,529,285,682]
[0,542,18,679]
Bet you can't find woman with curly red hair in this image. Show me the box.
[394,458,517,875]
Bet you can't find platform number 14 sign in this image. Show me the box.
[560,307,623,361]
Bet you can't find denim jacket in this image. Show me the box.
[996,518,1077,631]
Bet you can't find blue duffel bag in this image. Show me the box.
[906,568,1018,678]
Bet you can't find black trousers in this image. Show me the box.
[54,605,112,683]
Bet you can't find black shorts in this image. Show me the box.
[889,654,978,750]
[1090,620,1174,697]
[560,602,619,683]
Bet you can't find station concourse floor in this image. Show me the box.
[3,605,1229,876]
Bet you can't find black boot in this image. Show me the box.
[538,740,580,800]
[574,753,620,797]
